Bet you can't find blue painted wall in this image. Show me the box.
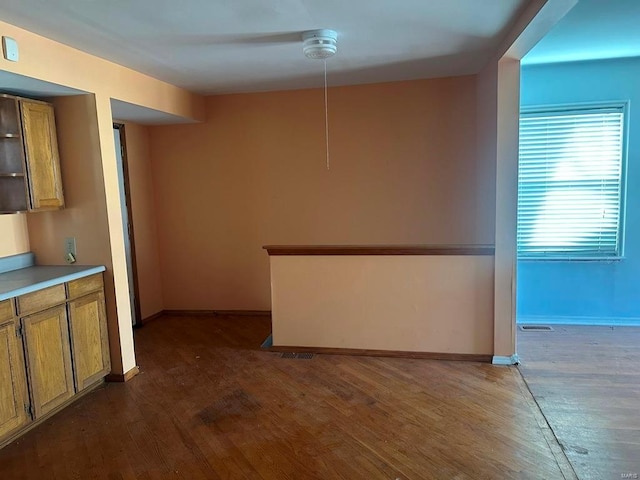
[517,57,640,325]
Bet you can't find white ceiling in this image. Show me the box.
[0,70,83,97]
[2,1,636,123]
[524,0,640,65]
[0,0,526,95]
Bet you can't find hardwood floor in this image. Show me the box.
[518,325,640,480]
[1,315,573,479]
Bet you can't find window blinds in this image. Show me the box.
[517,106,625,258]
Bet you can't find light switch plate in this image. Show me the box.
[2,36,19,62]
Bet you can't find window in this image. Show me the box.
[517,104,626,259]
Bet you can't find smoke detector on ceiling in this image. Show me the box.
[302,29,337,59]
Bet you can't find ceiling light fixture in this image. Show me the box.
[302,29,337,59]
[302,29,337,170]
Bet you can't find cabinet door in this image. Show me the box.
[0,321,30,440]
[68,291,110,391]
[22,305,75,418]
[19,100,64,210]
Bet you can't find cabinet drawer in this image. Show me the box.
[0,299,14,323]
[17,284,66,316]
[67,273,104,299]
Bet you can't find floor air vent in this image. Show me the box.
[519,325,554,332]
[280,352,315,359]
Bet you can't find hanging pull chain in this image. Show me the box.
[324,59,330,171]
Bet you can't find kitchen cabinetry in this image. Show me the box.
[21,99,64,210]
[0,93,64,213]
[0,273,109,447]
[21,303,75,418]
[67,275,110,391]
[0,300,30,439]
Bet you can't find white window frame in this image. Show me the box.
[517,102,628,261]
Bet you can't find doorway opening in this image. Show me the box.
[113,123,142,328]
[513,2,640,476]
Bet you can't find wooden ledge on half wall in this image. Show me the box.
[263,244,495,256]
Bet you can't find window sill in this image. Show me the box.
[518,256,624,263]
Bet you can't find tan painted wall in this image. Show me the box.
[270,255,494,354]
[0,216,29,257]
[0,2,576,366]
[150,76,481,310]
[475,0,577,359]
[0,18,204,374]
[26,94,130,370]
[119,122,164,319]
[28,96,109,266]
[0,20,204,120]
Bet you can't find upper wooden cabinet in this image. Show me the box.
[20,99,64,210]
[0,94,64,213]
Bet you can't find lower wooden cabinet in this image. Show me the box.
[0,320,30,439]
[21,305,75,418]
[68,290,110,391]
[0,272,110,447]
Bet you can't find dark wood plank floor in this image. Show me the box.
[1,315,573,479]
[518,325,640,480]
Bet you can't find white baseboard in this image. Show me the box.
[492,354,520,366]
[517,315,640,327]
